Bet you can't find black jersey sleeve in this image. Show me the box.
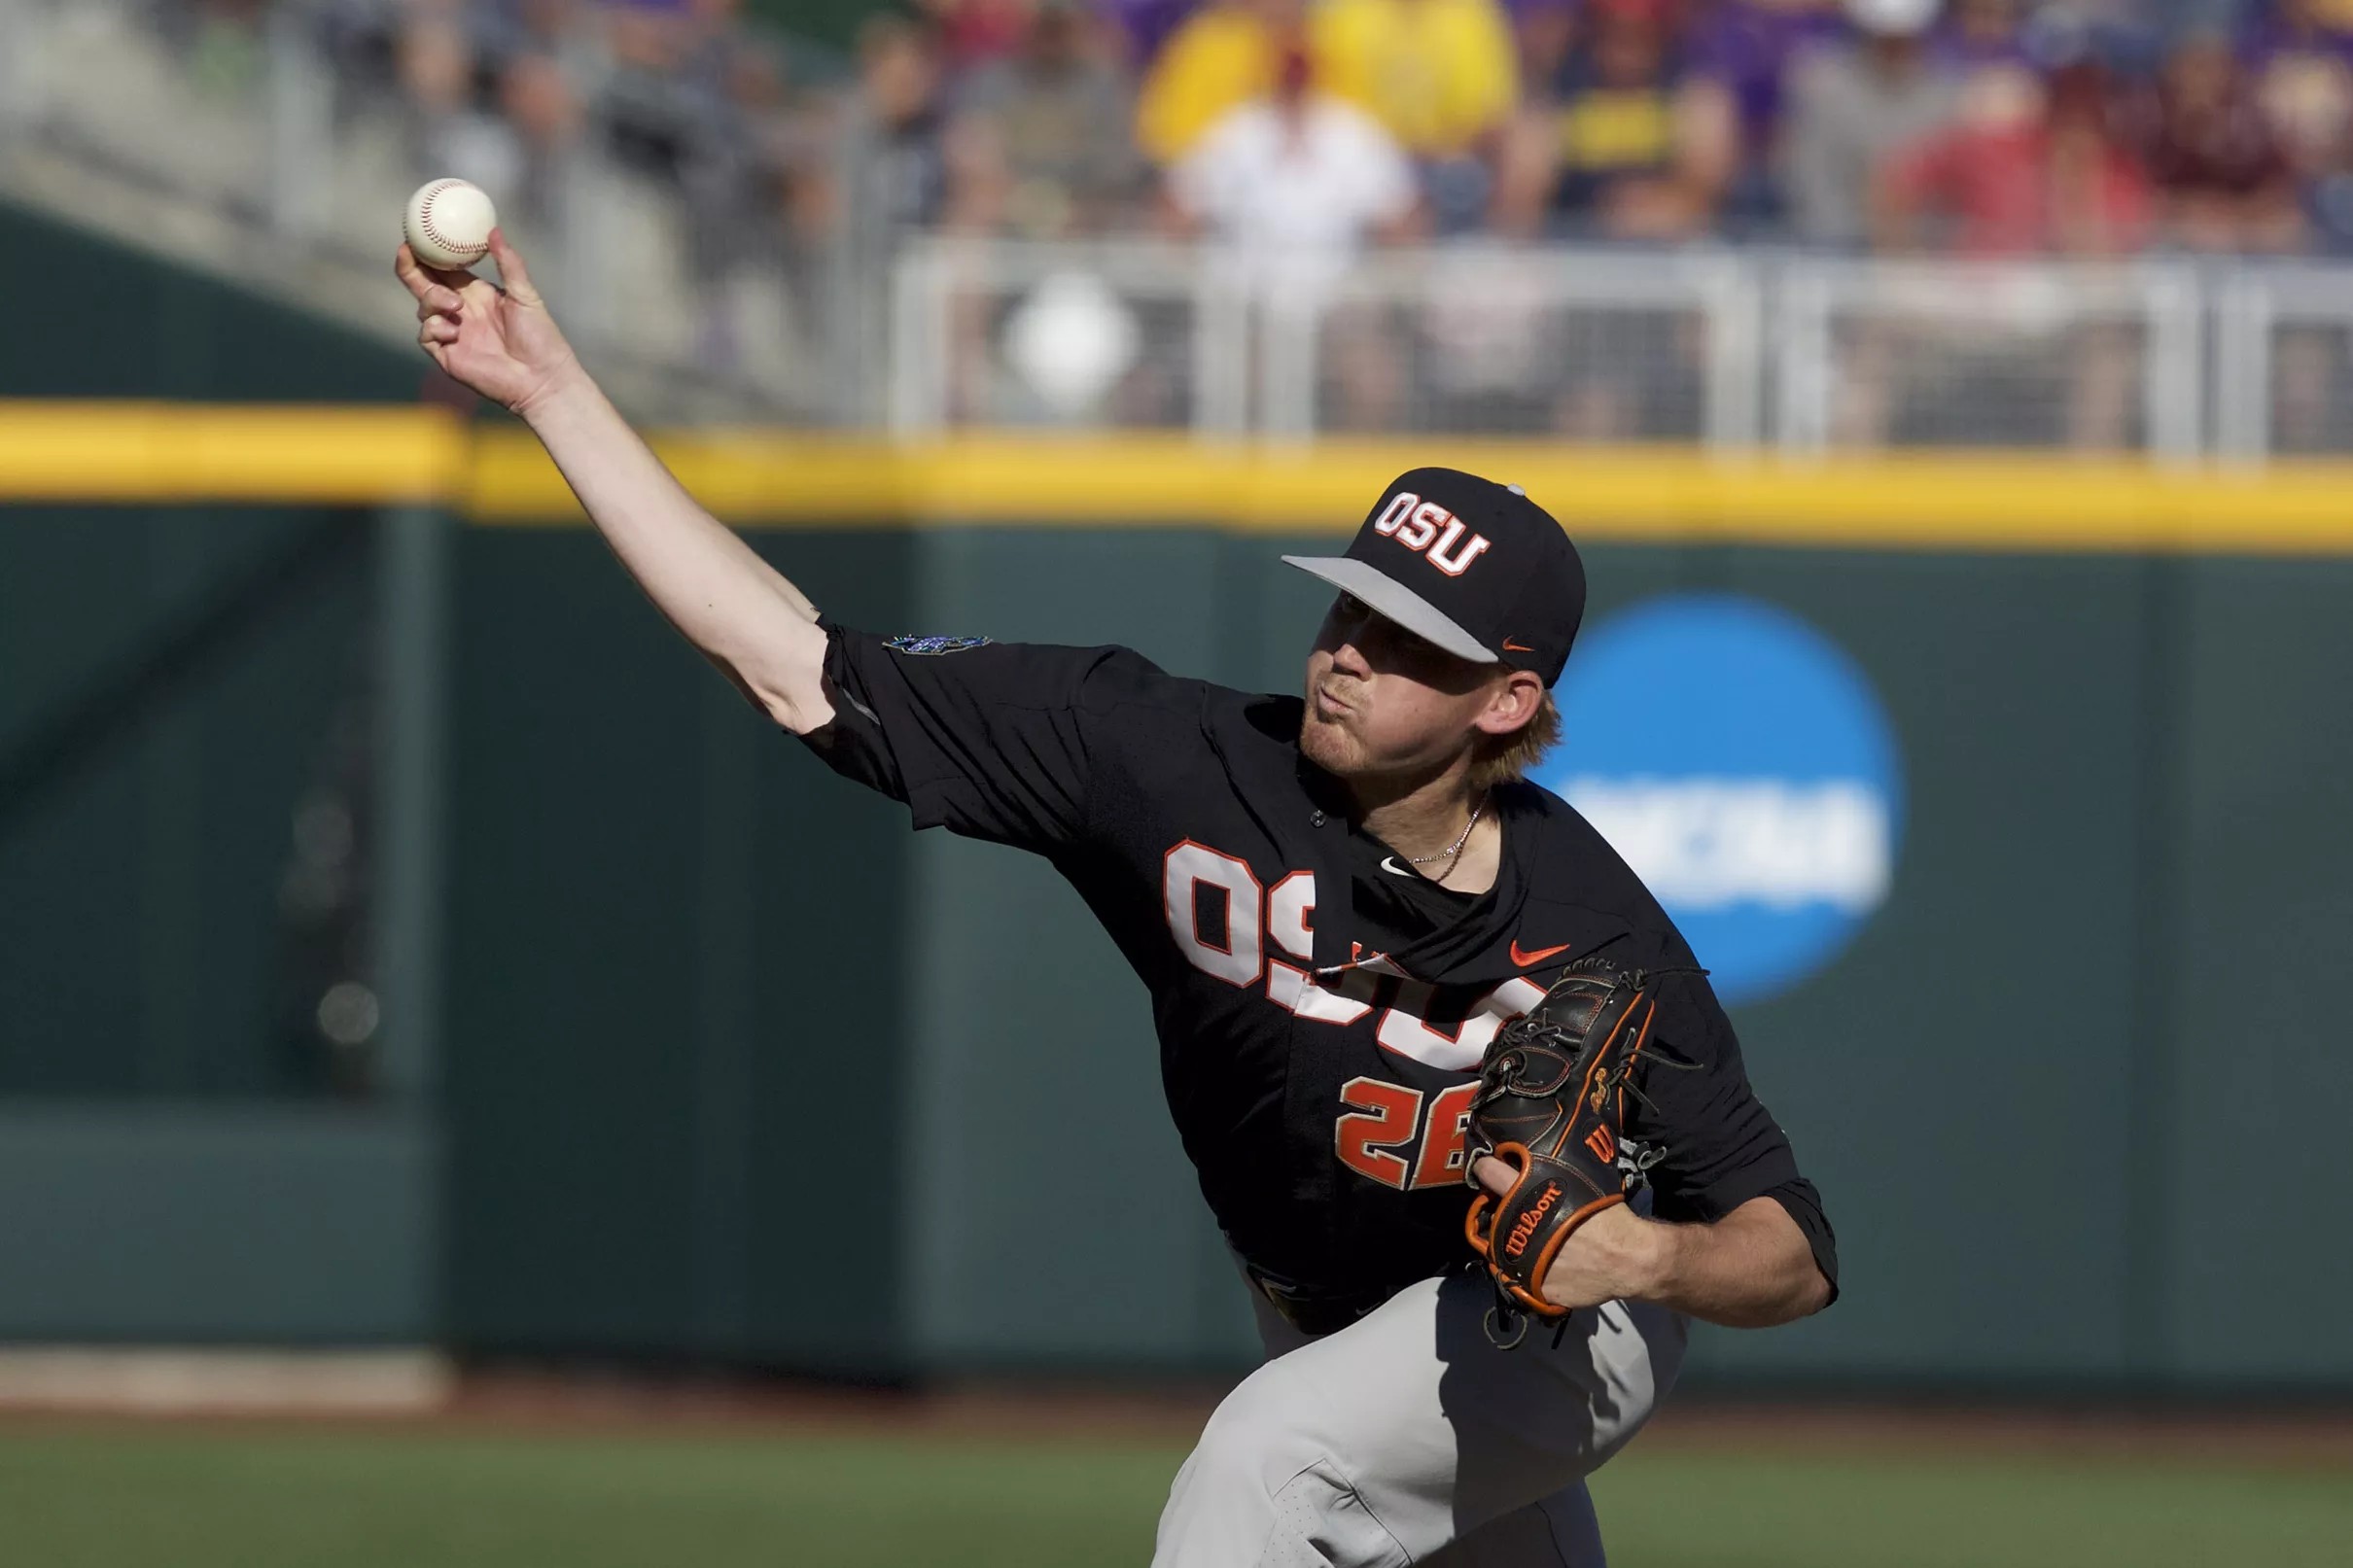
[797,622,1141,854]
[1757,1174,1841,1304]
[1631,971,1840,1300]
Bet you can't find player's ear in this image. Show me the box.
[1472,670,1546,740]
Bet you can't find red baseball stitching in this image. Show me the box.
[417,180,487,259]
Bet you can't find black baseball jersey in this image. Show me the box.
[802,625,1839,1306]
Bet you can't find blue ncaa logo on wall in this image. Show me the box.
[1536,594,1904,1007]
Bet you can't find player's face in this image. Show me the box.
[1299,594,1509,783]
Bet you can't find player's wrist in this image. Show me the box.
[514,356,595,427]
[1532,1205,1677,1310]
[1613,1212,1681,1303]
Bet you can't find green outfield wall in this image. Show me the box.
[0,207,442,1342]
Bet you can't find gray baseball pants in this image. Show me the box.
[1151,1271,1686,1566]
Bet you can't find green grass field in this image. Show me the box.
[2,1420,2345,1567]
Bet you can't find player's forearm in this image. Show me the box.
[520,374,833,731]
[1635,1197,1830,1329]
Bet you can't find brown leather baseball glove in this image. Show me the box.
[1462,956,1692,1342]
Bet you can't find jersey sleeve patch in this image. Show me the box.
[886,634,995,655]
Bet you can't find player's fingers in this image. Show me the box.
[415,289,464,321]
[393,243,433,299]
[485,227,540,302]
[1470,1155,1513,1198]
[419,316,459,347]
[400,241,479,299]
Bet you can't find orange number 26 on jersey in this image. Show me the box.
[1334,1077,1481,1191]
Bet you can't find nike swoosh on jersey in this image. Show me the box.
[1509,939,1572,967]
[1379,856,1421,878]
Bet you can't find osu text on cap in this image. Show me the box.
[1370,491,1493,577]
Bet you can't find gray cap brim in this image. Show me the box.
[1281,555,1497,665]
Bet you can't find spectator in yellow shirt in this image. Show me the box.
[1308,0,1519,159]
[1136,0,1306,164]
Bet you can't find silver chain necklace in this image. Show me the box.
[1404,794,1487,864]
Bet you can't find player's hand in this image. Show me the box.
[1473,1158,1667,1311]
[396,228,583,417]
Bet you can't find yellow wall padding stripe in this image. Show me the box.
[5,402,2353,553]
[469,430,2353,554]
[0,403,467,505]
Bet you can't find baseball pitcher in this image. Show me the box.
[399,232,1837,1566]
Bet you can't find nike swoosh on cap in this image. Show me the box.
[1509,939,1572,967]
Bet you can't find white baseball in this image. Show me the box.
[404,178,497,270]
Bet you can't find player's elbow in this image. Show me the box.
[1788,1262,1834,1320]
[701,646,832,734]
[716,620,833,734]
[1754,1206,1835,1324]
[748,670,834,735]
[1750,1233,1835,1326]
[1700,1263,1831,1331]
[1692,1198,1835,1328]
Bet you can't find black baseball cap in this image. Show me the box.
[1283,468,1587,686]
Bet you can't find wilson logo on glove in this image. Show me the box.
[1503,1184,1562,1258]
[1463,956,1703,1347]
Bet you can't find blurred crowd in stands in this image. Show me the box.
[161,0,2353,266]
[107,0,2353,436]
[123,0,2353,262]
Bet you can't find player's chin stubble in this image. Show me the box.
[1298,711,1369,778]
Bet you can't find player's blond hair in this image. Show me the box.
[1467,691,1561,792]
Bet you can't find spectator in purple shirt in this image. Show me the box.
[1684,0,1846,225]
[1685,0,1845,153]
[2241,0,2353,70]
[2244,0,2353,245]
[1094,0,1202,64]
[1933,0,2029,70]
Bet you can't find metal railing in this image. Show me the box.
[1774,258,2203,459]
[888,240,1241,436]
[893,239,2353,461]
[889,237,1766,445]
[2214,264,2353,462]
[1291,247,1763,445]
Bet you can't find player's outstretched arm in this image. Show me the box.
[396,232,832,732]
